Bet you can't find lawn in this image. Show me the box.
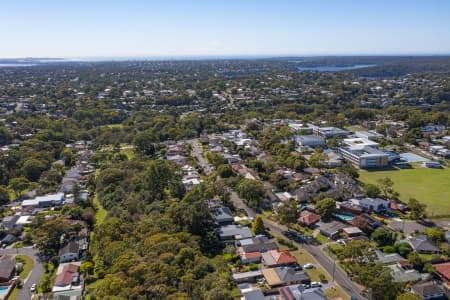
[15,254,34,280]
[93,193,107,225]
[359,167,450,216]
[121,148,136,160]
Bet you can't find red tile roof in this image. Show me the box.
[434,262,450,283]
[54,264,79,287]
[269,250,297,265]
[298,211,321,226]
[244,252,262,259]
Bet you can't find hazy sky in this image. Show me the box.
[1,0,450,58]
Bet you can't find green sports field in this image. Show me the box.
[359,167,450,216]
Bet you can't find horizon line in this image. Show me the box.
[1,53,450,61]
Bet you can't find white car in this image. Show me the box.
[303,263,314,269]
[30,283,37,292]
[311,282,322,288]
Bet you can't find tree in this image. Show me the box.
[33,218,71,257]
[60,148,76,167]
[80,261,95,275]
[407,252,424,271]
[315,198,336,221]
[8,177,31,199]
[341,240,377,263]
[396,293,422,300]
[21,158,47,182]
[425,227,445,243]
[277,199,298,226]
[371,228,396,247]
[377,177,394,198]
[217,164,233,178]
[252,216,267,235]
[337,164,359,179]
[0,185,9,205]
[144,160,185,202]
[395,242,413,258]
[133,130,157,156]
[408,198,427,220]
[364,183,381,198]
[308,150,328,170]
[236,179,265,208]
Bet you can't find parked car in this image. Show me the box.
[30,283,37,292]
[303,263,314,269]
[311,282,322,288]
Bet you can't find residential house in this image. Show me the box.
[375,250,404,265]
[1,234,17,246]
[211,206,234,226]
[350,197,389,213]
[236,236,278,264]
[434,262,450,284]
[53,263,82,295]
[166,154,188,165]
[390,200,409,213]
[387,262,422,283]
[0,255,15,283]
[243,289,265,300]
[317,221,347,239]
[342,227,365,238]
[388,220,428,236]
[261,250,297,267]
[262,266,310,288]
[59,241,80,263]
[232,270,263,283]
[349,213,380,231]
[338,201,363,215]
[411,281,445,300]
[279,285,326,300]
[1,215,19,231]
[403,235,439,254]
[215,225,253,241]
[298,211,321,227]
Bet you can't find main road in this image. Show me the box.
[0,247,44,300]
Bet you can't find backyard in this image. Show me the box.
[359,166,450,216]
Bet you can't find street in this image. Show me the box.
[0,247,44,300]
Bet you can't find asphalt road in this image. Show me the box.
[188,139,214,175]
[0,247,44,300]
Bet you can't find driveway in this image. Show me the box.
[1,246,45,300]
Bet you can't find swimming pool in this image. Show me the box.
[334,213,355,222]
[0,286,9,296]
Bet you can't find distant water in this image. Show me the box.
[0,63,36,67]
[297,64,375,72]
